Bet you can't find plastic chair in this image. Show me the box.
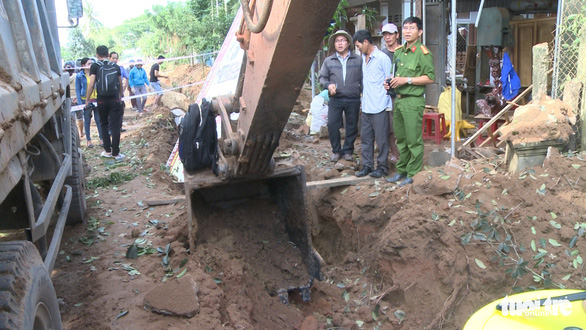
[422,112,447,144]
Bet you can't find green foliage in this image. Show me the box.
[61,0,238,62]
[325,0,349,41]
[87,171,137,189]
[460,201,502,245]
[62,27,95,61]
[361,5,379,30]
[80,0,104,40]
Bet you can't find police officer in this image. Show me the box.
[385,17,435,187]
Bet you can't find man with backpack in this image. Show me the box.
[85,45,125,161]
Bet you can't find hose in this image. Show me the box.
[240,0,273,33]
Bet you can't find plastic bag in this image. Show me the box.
[309,95,328,134]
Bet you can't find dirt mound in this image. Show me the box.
[500,98,576,145]
[166,64,211,102]
[161,90,189,111]
[307,147,586,328]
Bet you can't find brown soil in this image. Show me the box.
[52,66,586,329]
[165,64,211,102]
[500,97,576,145]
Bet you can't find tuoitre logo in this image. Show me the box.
[499,295,573,317]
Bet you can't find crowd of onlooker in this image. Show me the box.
[64,45,167,161]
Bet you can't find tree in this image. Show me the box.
[80,0,103,40]
[62,27,95,61]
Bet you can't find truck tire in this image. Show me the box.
[65,119,86,224]
[0,241,63,330]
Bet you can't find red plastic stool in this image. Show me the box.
[475,115,506,146]
[422,112,447,144]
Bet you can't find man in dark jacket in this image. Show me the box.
[319,30,362,162]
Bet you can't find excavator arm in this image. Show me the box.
[214,0,340,179]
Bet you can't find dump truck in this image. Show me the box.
[184,0,340,303]
[0,0,86,328]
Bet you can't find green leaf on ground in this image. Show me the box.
[343,290,349,302]
[116,310,129,320]
[562,274,571,281]
[572,164,581,169]
[475,258,487,269]
[394,310,406,324]
[176,268,187,278]
[550,220,562,229]
[531,240,536,252]
[550,212,558,219]
[549,238,561,247]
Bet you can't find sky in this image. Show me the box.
[55,0,188,45]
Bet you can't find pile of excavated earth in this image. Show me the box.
[52,64,586,329]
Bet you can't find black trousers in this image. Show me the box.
[97,98,123,156]
[327,97,360,155]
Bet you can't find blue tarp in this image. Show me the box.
[501,52,521,100]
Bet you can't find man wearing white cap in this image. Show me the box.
[319,30,363,162]
[381,23,400,59]
[381,22,401,163]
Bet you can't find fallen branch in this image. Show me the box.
[563,175,574,190]
[371,284,398,306]
[504,202,523,220]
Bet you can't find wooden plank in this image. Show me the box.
[145,198,186,207]
[306,175,375,190]
[459,85,532,151]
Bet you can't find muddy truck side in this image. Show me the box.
[183,0,340,304]
[0,0,86,328]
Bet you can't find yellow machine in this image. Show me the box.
[464,289,586,329]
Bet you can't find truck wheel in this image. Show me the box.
[0,241,63,330]
[65,119,86,224]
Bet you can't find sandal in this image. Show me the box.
[87,141,94,148]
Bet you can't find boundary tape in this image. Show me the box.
[70,79,206,111]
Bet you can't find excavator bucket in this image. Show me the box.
[185,166,323,303]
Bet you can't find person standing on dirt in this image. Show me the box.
[109,51,128,133]
[85,45,125,161]
[353,29,392,178]
[77,57,102,148]
[127,60,138,109]
[129,60,149,116]
[65,61,84,140]
[318,30,362,163]
[385,17,435,187]
[381,23,401,164]
[150,55,168,109]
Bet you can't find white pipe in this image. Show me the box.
[450,0,457,157]
[311,58,316,100]
[422,0,426,44]
[475,0,485,27]
[551,0,565,99]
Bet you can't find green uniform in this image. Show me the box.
[393,41,435,178]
